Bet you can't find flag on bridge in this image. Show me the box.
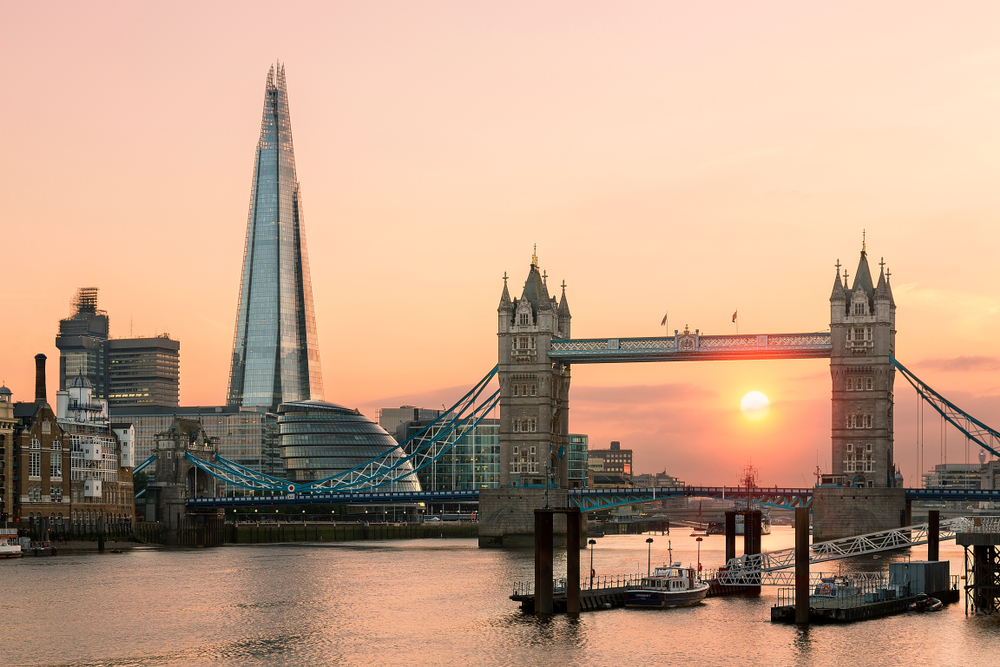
[660,312,668,326]
[732,310,738,323]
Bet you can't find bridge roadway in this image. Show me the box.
[186,485,1000,510]
[548,332,832,363]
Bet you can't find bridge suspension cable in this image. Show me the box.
[178,366,500,495]
[891,356,1000,459]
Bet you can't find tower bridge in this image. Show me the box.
[147,244,1000,552]
[480,242,908,546]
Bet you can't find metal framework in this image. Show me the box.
[179,367,500,495]
[718,517,994,586]
[569,486,813,513]
[188,489,481,508]
[549,332,831,363]
[892,356,1000,459]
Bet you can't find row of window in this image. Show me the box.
[846,377,874,391]
[845,455,875,473]
[845,414,874,429]
[847,327,873,340]
[510,462,539,474]
[512,446,537,456]
[512,418,537,433]
[512,384,537,397]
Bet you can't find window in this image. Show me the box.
[513,447,519,456]
[864,415,873,429]
[518,313,529,326]
[866,443,873,452]
[846,443,854,453]
[513,384,519,397]
[30,438,40,450]
[51,455,61,479]
[530,384,537,396]
[29,452,41,477]
[866,377,874,391]
[854,302,866,316]
[52,440,62,451]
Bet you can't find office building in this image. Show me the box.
[108,336,180,409]
[588,440,633,478]
[227,63,324,411]
[567,434,589,489]
[55,288,109,397]
[392,417,501,491]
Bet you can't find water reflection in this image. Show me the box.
[3,529,1000,666]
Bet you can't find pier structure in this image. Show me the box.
[957,516,1000,615]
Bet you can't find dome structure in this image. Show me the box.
[69,374,93,389]
[278,400,421,492]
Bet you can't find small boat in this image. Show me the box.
[909,595,943,612]
[0,529,22,559]
[624,562,709,608]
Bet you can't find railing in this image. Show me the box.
[513,573,644,596]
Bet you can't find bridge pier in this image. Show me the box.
[725,511,737,562]
[795,507,810,625]
[958,518,1000,615]
[811,487,906,542]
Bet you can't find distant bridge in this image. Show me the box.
[185,484,1000,510]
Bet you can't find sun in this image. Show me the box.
[741,391,770,421]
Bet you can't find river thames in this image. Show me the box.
[3,527,999,666]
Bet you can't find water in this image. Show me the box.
[3,527,1000,666]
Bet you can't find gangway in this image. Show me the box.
[718,517,1000,586]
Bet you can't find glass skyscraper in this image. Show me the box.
[228,63,324,411]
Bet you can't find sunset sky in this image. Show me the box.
[3,3,999,487]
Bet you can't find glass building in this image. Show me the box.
[279,401,420,491]
[114,406,281,477]
[568,433,589,489]
[108,336,180,409]
[55,288,110,397]
[395,418,501,491]
[228,63,324,412]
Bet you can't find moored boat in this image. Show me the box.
[0,529,22,559]
[624,562,709,608]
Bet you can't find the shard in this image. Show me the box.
[227,63,324,411]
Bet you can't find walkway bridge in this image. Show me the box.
[718,516,1000,586]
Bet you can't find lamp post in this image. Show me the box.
[589,539,597,589]
[646,537,654,576]
[696,536,704,577]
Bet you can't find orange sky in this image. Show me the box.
[3,2,999,486]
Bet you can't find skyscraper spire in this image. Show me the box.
[227,64,324,411]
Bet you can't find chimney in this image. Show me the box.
[34,353,47,404]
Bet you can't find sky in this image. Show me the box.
[3,2,999,487]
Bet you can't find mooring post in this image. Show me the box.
[725,511,737,563]
[534,509,554,615]
[928,509,940,562]
[795,507,810,625]
[744,510,762,557]
[566,509,581,616]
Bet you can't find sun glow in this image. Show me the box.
[741,391,770,421]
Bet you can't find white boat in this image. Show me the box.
[624,562,709,608]
[0,529,22,559]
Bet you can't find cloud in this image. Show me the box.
[916,356,1000,372]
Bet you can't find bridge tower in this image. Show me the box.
[496,249,572,490]
[480,250,576,547]
[144,418,225,544]
[815,241,905,540]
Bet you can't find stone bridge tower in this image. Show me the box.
[815,241,904,540]
[146,418,223,537]
[497,249,572,490]
[480,250,576,547]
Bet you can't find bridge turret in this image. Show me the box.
[829,243,896,490]
[829,261,847,324]
[146,418,222,530]
[497,250,572,490]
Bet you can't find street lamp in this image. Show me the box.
[588,539,597,589]
[646,537,654,575]
[696,536,704,577]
